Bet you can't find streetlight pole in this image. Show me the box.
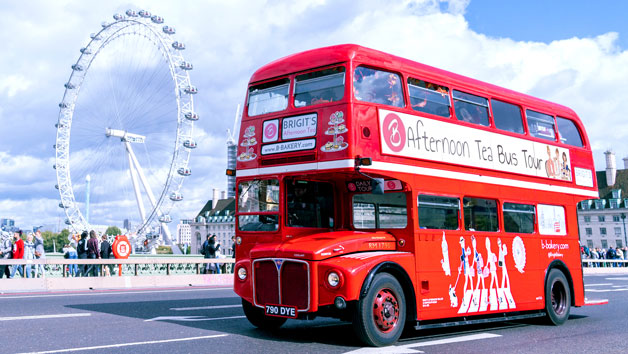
[621,213,627,249]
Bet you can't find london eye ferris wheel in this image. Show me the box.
[54,9,198,247]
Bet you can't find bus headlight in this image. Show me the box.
[327,271,341,288]
[237,267,247,280]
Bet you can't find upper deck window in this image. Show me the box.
[294,67,345,108]
[407,78,450,117]
[526,109,556,141]
[248,79,290,117]
[492,99,524,134]
[453,90,490,126]
[353,66,404,108]
[556,116,584,147]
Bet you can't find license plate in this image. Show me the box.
[265,304,297,318]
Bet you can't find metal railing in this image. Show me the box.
[0,257,235,278]
[582,259,628,268]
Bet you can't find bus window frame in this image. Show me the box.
[246,78,292,117]
[490,97,526,136]
[352,64,406,109]
[236,177,282,233]
[292,65,347,109]
[524,108,558,142]
[502,201,537,234]
[351,191,410,230]
[462,196,500,232]
[416,193,462,231]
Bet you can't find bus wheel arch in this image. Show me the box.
[353,262,417,346]
[543,262,573,325]
[359,261,417,323]
[544,260,575,307]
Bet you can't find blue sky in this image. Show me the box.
[1,0,627,232]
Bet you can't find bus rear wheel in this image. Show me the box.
[544,269,571,325]
[242,299,287,330]
[353,273,406,346]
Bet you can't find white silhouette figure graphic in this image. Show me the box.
[485,237,499,311]
[441,231,451,276]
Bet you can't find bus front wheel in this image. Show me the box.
[544,269,571,325]
[353,273,406,346]
[242,299,287,330]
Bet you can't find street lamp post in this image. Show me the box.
[621,213,627,248]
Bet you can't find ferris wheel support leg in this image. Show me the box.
[125,146,146,223]
[125,141,180,254]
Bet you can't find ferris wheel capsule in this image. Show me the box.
[71,64,84,71]
[139,10,151,18]
[54,184,59,190]
[55,122,66,128]
[184,111,199,121]
[172,41,185,50]
[113,13,125,21]
[80,47,92,55]
[151,15,164,24]
[179,62,193,70]
[125,9,138,17]
[159,215,172,223]
[170,192,183,201]
[183,139,197,149]
[64,83,75,89]
[59,102,69,108]
[65,219,71,225]
[184,86,197,94]
[162,26,175,34]
[101,21,110,28]
[90,33,101,40]
[177,167,191,176]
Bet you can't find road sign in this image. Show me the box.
[112,235,131,259]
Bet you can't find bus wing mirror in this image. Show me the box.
[371,178,384,195]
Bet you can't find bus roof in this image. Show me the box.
[249,43,579,119]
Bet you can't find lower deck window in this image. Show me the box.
[463,197,498,232]
[353,192,407,229]
[418,195,460,230]
[503,202,535,233]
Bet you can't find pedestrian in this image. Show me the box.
[100,235,113,276]
[76,231,88,276]
[62,244,78,277]
[0,231,13,278]
[590,248,599,268]
[201,235,221,274]
[23,233,36,278]
[10,230,25,278]
[34,230,46,278]
[85,230,100,277]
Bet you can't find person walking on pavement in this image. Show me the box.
[23,233,36,278]
[34,230,46,278]
[100,235,113,276]
[76,231,88,276]
[10,230,25,278]
[85,230,100,277]
[0,231,13,278]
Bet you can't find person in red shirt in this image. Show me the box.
[10,230,25,278]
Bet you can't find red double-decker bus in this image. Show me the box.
[231,44,601,346]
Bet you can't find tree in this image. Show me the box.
[42,229,71,253]
[105,226,122,236]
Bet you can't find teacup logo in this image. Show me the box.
[382,113,405,153]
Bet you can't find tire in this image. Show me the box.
[353,273,406,346]
[242,299,287,329]
[544,269,571,325]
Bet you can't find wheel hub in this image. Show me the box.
[372,288,399,333]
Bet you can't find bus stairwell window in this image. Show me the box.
[353,66,404,108]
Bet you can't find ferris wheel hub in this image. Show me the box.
[105,128,146,143]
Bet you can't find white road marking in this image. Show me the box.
[584,283,612,286]
[586,288,628,292]
[0,287,232,300]
[17,334,228,354]
[605,277,628,281]
[145,315,246,322]
[344,333,501,353]
[0,313,91,321]
[170,304,242,311]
